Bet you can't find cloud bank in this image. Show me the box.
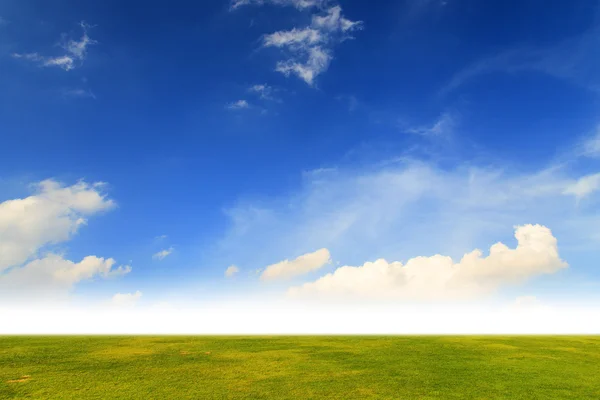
[288,225,567,300]
[217,158,600,292]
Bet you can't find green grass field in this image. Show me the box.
[1,336,599,399]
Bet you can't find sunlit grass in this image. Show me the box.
[1,336,599,399]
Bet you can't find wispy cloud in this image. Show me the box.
[153,247,174,261]
[248,84,280,102]
[216,152,600,297]
[233,3,362,86]
[563,173,600,201]
[405,112,455,137]
[226,99,251,110]
[263,6,362,85]
[62,88,96,99]
[581,126,600,158]
[441,24,600,96]
[230,0,324,11]
[12,21,96,71]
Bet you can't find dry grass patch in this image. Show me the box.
[7,375,31,383]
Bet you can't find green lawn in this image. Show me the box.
[1,336,599,399]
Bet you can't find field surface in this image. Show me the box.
[1,336,599,399]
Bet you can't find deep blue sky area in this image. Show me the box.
[1,0,600,306]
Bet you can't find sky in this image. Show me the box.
[1,0,600,333]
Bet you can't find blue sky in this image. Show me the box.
[1,0,600,325]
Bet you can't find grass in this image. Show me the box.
[1,336,599,399]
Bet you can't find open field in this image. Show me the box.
[1,336,599,399]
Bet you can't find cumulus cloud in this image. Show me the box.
[153,247,174,261]
[112,291,143,307]
[215,156,600,290]
[12,22,96,71]
[288,225,567,300]
[0,179,129,302]
[225,265,240,278]
[563,173,600,200]
[251,5,362,85]
[261,248,331,281]
[226,100,250,110]
[0,179,114,272]
[0,254,131,300]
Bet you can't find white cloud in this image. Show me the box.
[225,265,240,278]
[231,0,323,10]
[311,6,362,32]
[0,179,129,302]
[258,5,362,85]
[112,291,143,307]
[261,248,331,281]
[63,88,96,99]
[216,157,600,293]
[563,173,600,200]
[406,112,455,137]
[288,225,567,300]
[248,84,279,102]
[0,254,131,300]
[0,179,115,273]
[12,21,96,71]
[264,28,323,47]
[275,46,331,86]
[153,247,174,261]
[226,100,250,110]
[582,126,600,157]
